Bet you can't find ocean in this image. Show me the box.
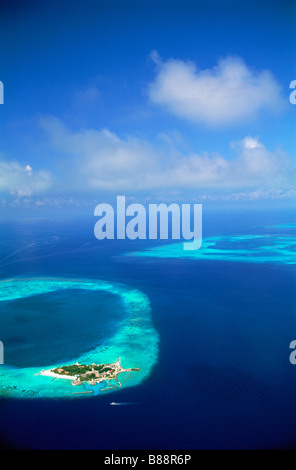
[0,207,295,449]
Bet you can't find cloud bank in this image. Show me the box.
[38,116,293,193]
[148,54,285,126]
[0,158,52,197]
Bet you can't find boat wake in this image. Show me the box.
[110,402,143,406]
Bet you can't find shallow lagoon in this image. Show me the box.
[0,278,159,398]
[128,232,296,265]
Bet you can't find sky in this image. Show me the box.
[0,0,295,215]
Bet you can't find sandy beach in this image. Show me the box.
[38,369,76,381]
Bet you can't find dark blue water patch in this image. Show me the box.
[0,289,125,368]
[180,363,269,406]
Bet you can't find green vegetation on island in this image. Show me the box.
[45,359,140,387]
[52,363,112,378]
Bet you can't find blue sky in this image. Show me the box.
[0,0,295,213]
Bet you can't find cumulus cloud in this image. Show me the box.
[0,158,52,197]
[148,54,285,126]
[25,164,33,176]
[39,116,293,192]
[39,116,159,191]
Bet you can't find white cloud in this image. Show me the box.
[39,116,293,193]
[0,158,52,197]
[25,164,33,176]
[198,188,296,202]
[148,54,285,126]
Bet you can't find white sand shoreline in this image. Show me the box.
[38,369,76,380]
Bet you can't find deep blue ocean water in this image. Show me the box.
[0,208,296,449]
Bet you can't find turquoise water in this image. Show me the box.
[127,233,296,265]
[0,278,159,399]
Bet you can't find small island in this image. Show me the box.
[39,358,140,390]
